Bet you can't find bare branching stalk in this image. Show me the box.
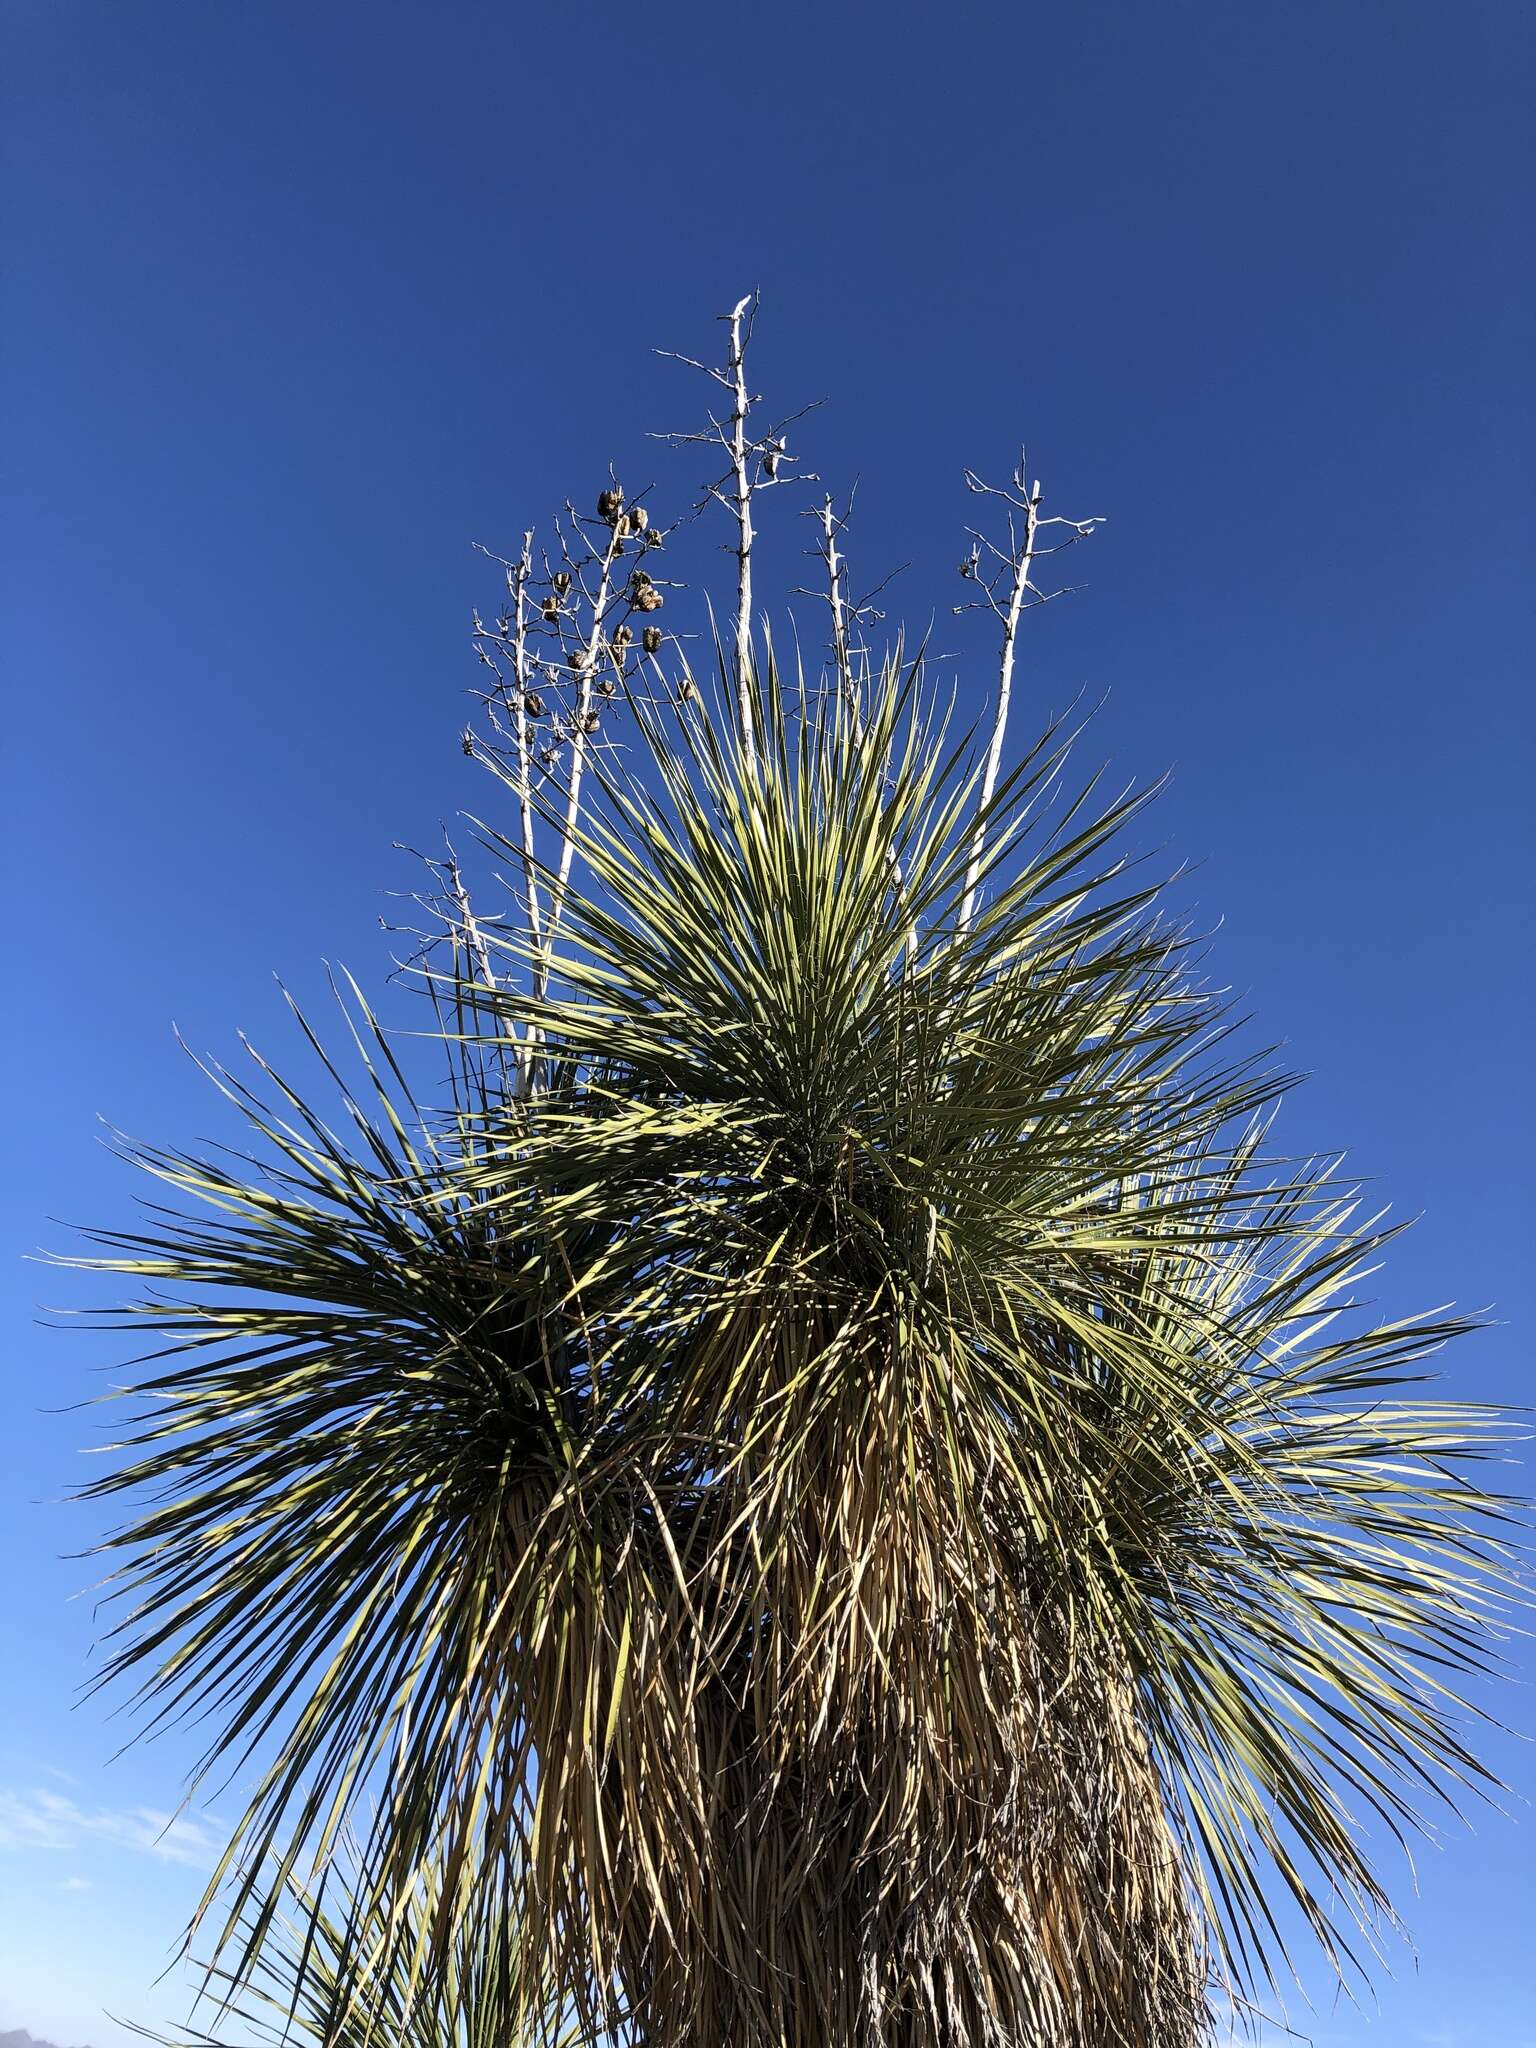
[506,533,544,962]
[800,493,921,968]
[724,294,758,764]
[797,490,905,736]
[537,509,626,1003]
[444,849,503,1041]
[815,494,857,730]
[467,479,677,1090]
[656,293,820,774]
[955,459,1103,933]
[502,534,546,1089]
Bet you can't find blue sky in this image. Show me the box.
[2,1,1532,2042]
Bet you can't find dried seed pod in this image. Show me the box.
[644,526,662,548]
[596,675,617,698]
[635,585,664,613]
[642,624,663,655]
[597,488,623,524]
[628,505,649,534]
[524,692,545,719]
[578,709,601,734]
[570,646,592,671]
[542,597,560,622]
[460,728,475,756]
[552,571,572,596]
[612,623,633,648]
[677,675,694,701]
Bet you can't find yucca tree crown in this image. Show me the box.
[78,306,1517,2048]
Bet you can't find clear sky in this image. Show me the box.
[2,3,1532,2043]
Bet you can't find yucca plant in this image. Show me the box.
[78,302,1516,2048]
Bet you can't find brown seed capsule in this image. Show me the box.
[524,692,545,719]
[631,566,652,586]
[628,505,649,534]
[644,527,662,547]
[596,675,617,697]
[579,709,601,733]
[542,597,560,622]
[552,571,572,596]
[597,488,623,524]
[642,624,663,655]
[635,585,664,613]
[570,646,591,671]
[612,623,633,648]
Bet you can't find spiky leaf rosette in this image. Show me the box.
[77,656,1514,2048]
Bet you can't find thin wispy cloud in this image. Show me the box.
[0,1784,221,1868]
